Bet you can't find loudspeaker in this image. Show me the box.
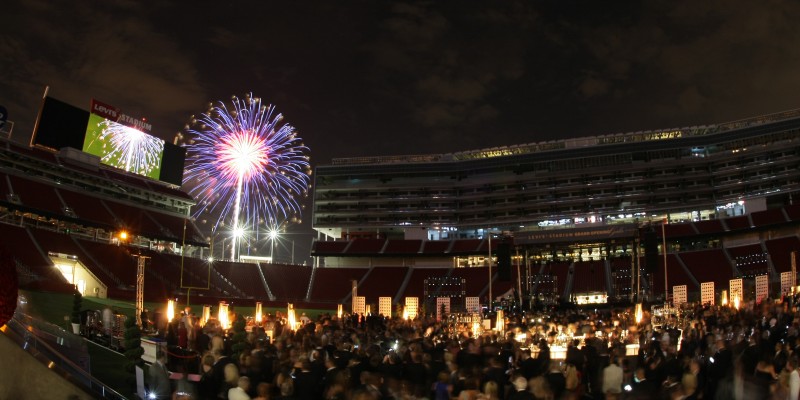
[644,229,659,274]
[497,242,512,281]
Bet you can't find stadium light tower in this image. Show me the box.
[132,253,150,328]
[269,228,279,262]
[232,227,244,261]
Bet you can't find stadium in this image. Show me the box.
[311,108,800,307]
[1,99,800,398]
[2,101,800,310]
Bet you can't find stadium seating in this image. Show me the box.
[663,223,698,238]
[678,249,732,290]
[27,229,128,295]
[311,241,348,255]
[785,204,800,222]
[448,267,492,299]
[103,199,165,240]
[449,239,482,254]
[398,267,451,299]
[610,257,635,299]
[145,210,199,243]
[356,266,408,301]
[571,261,607,293]
[308,267,369,303]
[223,261,270,299]
[204,260,249,298]
[693,219,725,235]
[726,244,769,277]
[650,254,697,296]
[57,188,116,229]
[751,208,788,227]
[491,264,521,299]
[383,239,423,255]
[724,215,752,231]
[540,261,570,298]
[344,239,386,254]
[261,264,313,302]
[764,236,800,273]
[7,175,64,217]
[421,240,451,254]
[0,223,65,287]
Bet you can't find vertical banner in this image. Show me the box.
[673,285,687,306]
[730,278,743,302]
[465,296,480,313]
[701,282,715,305]
[352,296,366,316]
[755,275,769,303]
[436,297,450,321]
[404,297,418,320]
[378,297,392,317]
[781,272,794,297]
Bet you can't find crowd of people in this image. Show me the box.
[147,295,800,400]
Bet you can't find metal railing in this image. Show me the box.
[3,312,128,399]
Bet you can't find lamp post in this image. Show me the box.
[487,228,494,311]
[233,227,244,262]
[662,218,668,304]
[269,229,279,263]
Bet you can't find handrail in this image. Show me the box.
[3,312,128,399]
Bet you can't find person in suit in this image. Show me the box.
[211,348,234,399]
[628,367,658,399]
[149,352,172,399]
[507,375,534,400]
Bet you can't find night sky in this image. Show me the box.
[2,0,800,262]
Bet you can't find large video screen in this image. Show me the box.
[32,96,185,186]
[32,97,90,150]
[83,113,165,180]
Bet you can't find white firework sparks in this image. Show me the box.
[97,120,164,176]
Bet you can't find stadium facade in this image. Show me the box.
[311,109,800,303]
[2,104,799,309]
[313,109,800,238]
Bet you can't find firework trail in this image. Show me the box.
[95,120,164,176]
[183,93,311,259]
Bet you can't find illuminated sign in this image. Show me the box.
[84,100,164,180]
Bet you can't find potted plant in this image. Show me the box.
[71,290,82,335]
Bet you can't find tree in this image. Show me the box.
[123,315,144,374]
[71,290,82,325]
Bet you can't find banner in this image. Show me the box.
[673,285,687,306]
[352,296,365,315]
[91,99,152,132]
[729,278,743,302]
[515,223,638,244]
[755,275,769,303]
[465,296,480,313]
[404,297,418,320]
[378,297,392,318]
[701,282,714,305]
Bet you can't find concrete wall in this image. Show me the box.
[0,331,94,400]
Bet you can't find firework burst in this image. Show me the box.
[94,120,164,176]
[183,93,311,259]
